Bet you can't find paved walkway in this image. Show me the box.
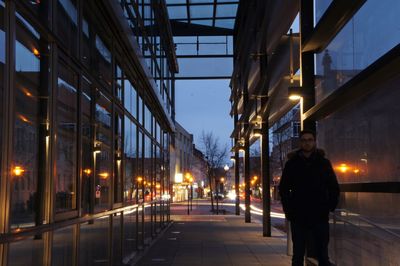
[135,200,291,266]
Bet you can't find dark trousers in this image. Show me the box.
[290,221,330,266]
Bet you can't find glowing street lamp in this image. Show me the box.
[13,166,25,176]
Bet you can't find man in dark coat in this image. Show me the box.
[279,130,339,266]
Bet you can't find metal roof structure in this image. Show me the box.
[165,0,240,79]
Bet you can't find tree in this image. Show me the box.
[199,131,228,212]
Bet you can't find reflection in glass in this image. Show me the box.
[95,93,112,212]
[52,226,74,266]
[79,216,110,265]
[122,208,137,262]
[112,214,122,265]
[317,75,400,264]
[11,11,50,228]
[55,64,78,212]
[81,77,92,214]
[114,113,123,203]
[123,79,137,118]
[56,0,78,57]
[124,118,137,202]
[8,237,44,265]
[144,104,152,133]
[95,35,112,86]
[315,0,400,103]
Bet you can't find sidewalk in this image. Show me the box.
[135,201,291,266]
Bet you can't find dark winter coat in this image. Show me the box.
[278,149,340,225]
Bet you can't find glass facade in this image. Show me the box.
[313,1,400,264]
[0,0,173,265]
[315,0,400,103]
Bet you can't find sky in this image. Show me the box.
[175,79,232,156]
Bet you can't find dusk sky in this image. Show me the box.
[175,79,232,156]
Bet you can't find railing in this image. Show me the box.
[330,209,400,265]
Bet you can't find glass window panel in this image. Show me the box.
[112,214,122,265]
[52,226,74,266]
[191,0,213,3]
[216,4,238,17]
[81,77,93,215]
[9,237,44,265]
[176,57,232,78]
[314,0,333,24]
[56,0,78,57]
[144,104,152,133]
[123,79,137,118]
[167,6,187,19]
[215,19,235,28]
[317,75,400,184]
[81,15,92,68]
[114,113,123,203]
[95,35,112,87]
[190,5,213,19]
[79,216,110,265]
[166,0,186,4]
[122,208,137,260]
[55,63,78,212]
[315,0,400,103]
[95,93,112,212]
[138,95,143,125]
[11,11,50,228]
[115,64,123,101]
[124,118,137,202]
[191,20,213,26]
[21,1,51,23]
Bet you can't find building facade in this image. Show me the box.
[0,0,176,265]
[231,0,400,263]
[171,121,193,202]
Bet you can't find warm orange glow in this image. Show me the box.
[13,166,25,176]
[143,181,147,185]
[32,48,40,57]
[232,185,235,189]
[18,114,30,123]
[156,184,161,189]
[251,180,255,185]
[14,228,22,233]
[83,169,92,175]
[137,176,143,182]
[189,177,194,183]
[353,169,360,174]
[22,88,33,97]
[220,177,225,183]
[337,163,350,173]
[253,176,258,181]
[289,94,301,101]
[99,172,109,179]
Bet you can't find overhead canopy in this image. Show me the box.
[165,0,239,79]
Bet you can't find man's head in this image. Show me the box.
[299,129,316,152]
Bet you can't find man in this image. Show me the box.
[279,130,339,266]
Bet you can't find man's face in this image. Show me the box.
[300,133,316,152]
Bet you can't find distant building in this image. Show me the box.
[171,122,193,202]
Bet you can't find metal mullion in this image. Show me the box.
[185,0,190,24]
[0,0,14,264]
[212,0,217,27]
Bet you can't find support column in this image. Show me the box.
[234,114,240,216]
[244,139,251,223]
[261,121,271,237]
[300,0,315,131]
